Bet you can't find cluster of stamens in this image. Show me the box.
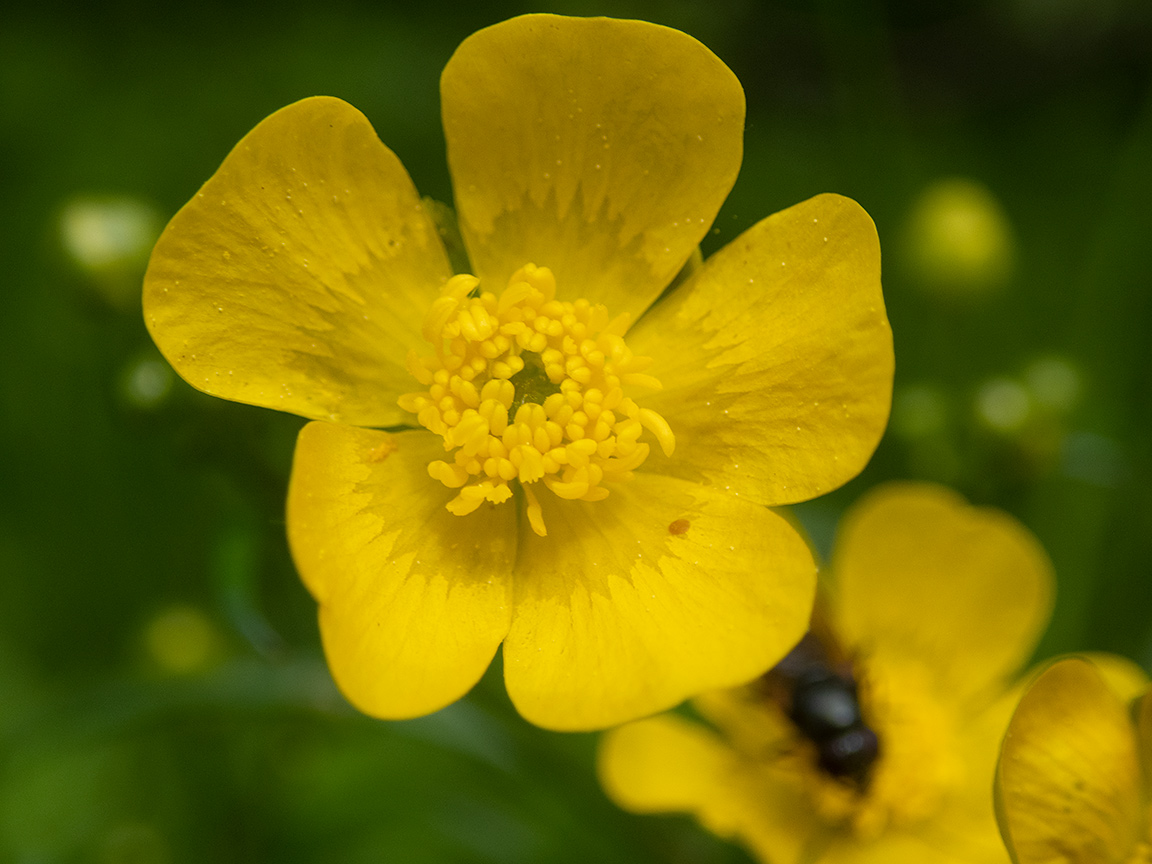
[398,264,674,536]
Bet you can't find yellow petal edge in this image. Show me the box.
[996,656,1144,864]
[630,193,892,506]
[144,96,451,426]
[835,482,1054,707]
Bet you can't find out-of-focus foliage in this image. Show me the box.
[0,0,1149,861]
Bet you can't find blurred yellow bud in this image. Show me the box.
[59,195,162,308]
[975,377,1032,433]
[904,178,1015,296]
[143,605,222,675]
[119,354,175,410]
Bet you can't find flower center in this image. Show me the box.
[803,654,962,839]
[398,264,674,537]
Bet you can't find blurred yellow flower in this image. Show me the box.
[143,604,223,675]
[904,177,1015,296]
[143,15,892,730]
[600,483,1053,861]
[996,655,1152,864]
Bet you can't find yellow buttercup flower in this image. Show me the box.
[143,15,893,730]
[600,483,1054,860]
[996,655,1152,864]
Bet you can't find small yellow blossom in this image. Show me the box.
[143,15,892,730]
[600,483,1054,861]
[996,655,1152,864]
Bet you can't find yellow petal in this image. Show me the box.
[822,832,1002,864]
[441,14,744,323]
[835,483,1053,705]
[598,715,739,817]
[896,684,1022,864]
[287,422,513,719]
[1136,688,1152,788]
[144,96,451,425]
[628,194,892,506]
[996,657,1143,864]
[1079,652,1150,703]
[502,474,816,730]
[599,715,818,864]
[693,687,796,758]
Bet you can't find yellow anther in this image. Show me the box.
[533,426,552,454]
[639,408,676,457]
[603,311,630,337]
[458,309,485,341]
[523,483,547,537]
[623,354,653,373]
[479,378,502,402]
[587,463,604,487]
[607,443,650,474]
[496,281,533,314]
[428,460,469,488]
[446,488,485,516]
[441,273,479,299]
[518,446,545,484]
[484,401,508,436]
[405,349,433,386]
[497,459,517,481]
[622,373,663,391]
[485,482,513,504]
[397,392,423,413]
[570,438,598,456]
[548,476,589,499]
[423,296,460,344]
[454,378,479,408]
[418,405,445,435]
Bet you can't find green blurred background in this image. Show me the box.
[1,0,1150,861]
